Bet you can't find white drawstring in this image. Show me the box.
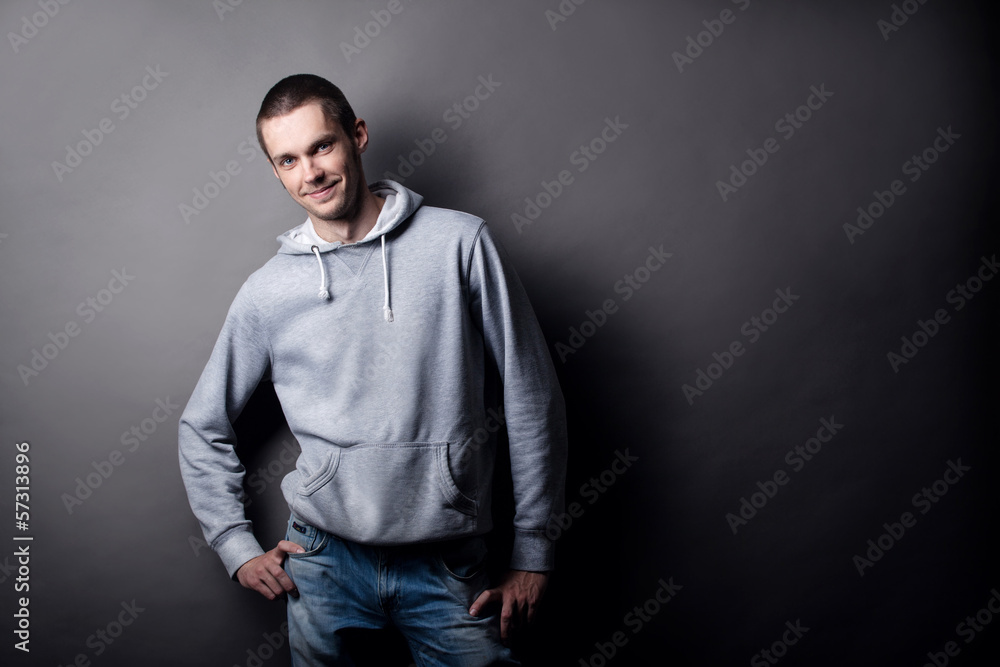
[381,235,393,322]
[311,245,330,300]
[311,239,391,320]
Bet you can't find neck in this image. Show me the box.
[312,189,385,244]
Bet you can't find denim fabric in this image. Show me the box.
[283,514,519,666]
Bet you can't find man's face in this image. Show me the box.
[261,102,368,226]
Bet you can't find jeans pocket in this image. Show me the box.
[436,536,488,581]
[284,515,329,558]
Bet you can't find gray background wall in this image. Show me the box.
[1,0,997,665]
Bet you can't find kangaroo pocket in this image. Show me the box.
[289,441,478,545]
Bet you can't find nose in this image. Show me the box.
[302,158,324,184]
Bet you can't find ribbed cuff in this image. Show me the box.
[215,528,266,579]
[509,529,555,572]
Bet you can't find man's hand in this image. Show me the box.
[236,540,305,600]
[469,569,550,641]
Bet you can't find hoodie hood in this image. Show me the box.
[273,180,423,319]
[276,179,423,255]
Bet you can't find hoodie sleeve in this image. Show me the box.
[466,222,568,572]
[178,282,272,578]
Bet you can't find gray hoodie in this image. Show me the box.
[178,180,567,577]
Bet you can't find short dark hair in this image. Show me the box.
[256,74,357,160]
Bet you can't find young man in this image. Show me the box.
[178,74,567,666]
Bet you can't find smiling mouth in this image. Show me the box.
[306,183,335,199]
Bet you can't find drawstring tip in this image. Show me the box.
[318,290,330,300]
[383,306,394,323]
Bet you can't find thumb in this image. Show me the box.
[469,587,500,617]
[276,539,306,555]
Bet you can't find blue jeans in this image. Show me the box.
[282,514,519,666]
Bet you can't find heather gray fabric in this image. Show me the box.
[178,180,567,577]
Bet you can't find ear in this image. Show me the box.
[354,118,370,154]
